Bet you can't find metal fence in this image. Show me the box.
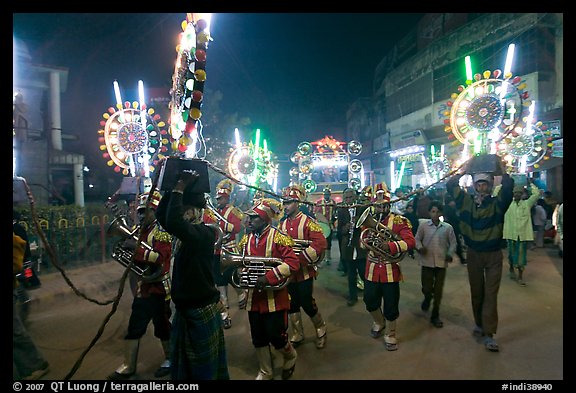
[15,206,118,275]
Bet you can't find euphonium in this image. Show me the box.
[220,250,289,290]
[354,208,406,262]
[106,215,164,282]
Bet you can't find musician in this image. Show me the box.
[359,182,415,351]
[156,172,230,380]
[204,179,246,328]
[336,187,368,306]
[240,198,301,380]
[108,190,173,380]
[280,185,328,349]
[314,186,337,265]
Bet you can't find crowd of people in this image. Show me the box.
[13,155,563,380]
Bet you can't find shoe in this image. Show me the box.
[509,271,517,280]
[484,336,499,352]
[421,297,431,312]
[154,365,170,378]
[370,324,384,338]
[346,298,357,307]
[23,362,49,380]
[223,317,232,329]
[472,325,484,338]
[517,279,527,287]
[430,318,443,328]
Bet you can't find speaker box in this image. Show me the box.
[158,157,211,194]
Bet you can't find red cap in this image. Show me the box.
[282,184,306,202]
[245,198,282,223]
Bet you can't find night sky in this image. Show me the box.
[13,13,425,183]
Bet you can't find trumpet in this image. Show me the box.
[107,215,164,282]
[220,250,289,290]
[205,196,232,242]
[292,239,324,266]
[355,208,407,262]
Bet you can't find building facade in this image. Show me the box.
[347,13,563,198]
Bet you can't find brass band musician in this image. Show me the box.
[108,190,173,379]
[203,179,245,329]
[359,182,415,351]
[336,187,368,306]
[313,186,337,265]
[240,198,301,380]
[280,185,328,349]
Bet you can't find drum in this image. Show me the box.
[318,221,331,238]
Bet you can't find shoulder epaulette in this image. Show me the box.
[307,220,324,233]
[274,230,296,247]
[238,234,249,249]
[204,209,217,221]
[393,214,409,226]
[152,225,172,243]
[230,206,244,219]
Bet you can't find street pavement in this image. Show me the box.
[23,239,563,383]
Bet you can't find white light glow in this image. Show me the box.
[390,160,395,191]
[525,101,536,135]
[504,44,515,76]
[234,128,241,148]
[465,56,473,81]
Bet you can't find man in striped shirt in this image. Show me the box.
[445,160,513,353]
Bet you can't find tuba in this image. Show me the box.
[106,215,164,282]
[220,250,289,290]
[355,208,406,262]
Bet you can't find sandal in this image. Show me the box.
[484,336,499,352]
[517,279,527,287]
[472,326,484,337]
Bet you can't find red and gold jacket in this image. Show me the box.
[238,226,300,313]
[133,221,172,298]
[361,212,415,283]
[203,204,243,254]
[314,198,337,227]
[279,211,327,282]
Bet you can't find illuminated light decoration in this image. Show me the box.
[302,179,317,193]
[297,141,313,156]
[169,13,212,158]
[98,81,169,177]
[426,144,452,182]
[443,46,531,155]
[227,129,279,192]
[290,135,363,191]
[347,140,363,156]
[497,121,552,173]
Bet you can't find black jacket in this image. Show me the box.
[156,192,219,310]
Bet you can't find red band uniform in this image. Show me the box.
[203,179,245,328]
[240,198,301,380]
[360,183,415,351]
[109,190,173,379]
[313,187,337,263]
[280,185,328,349]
